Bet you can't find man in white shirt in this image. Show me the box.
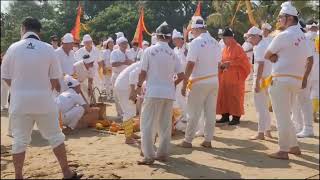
[1,51,9,111]
[137,22,184,165]
[110,36,134,117]
[246,26,273,140]
[55,33,76,92]
[114,62,141,144]
[1,17,81,179]
[100,37,114,99]
[264,2,314,160]
[50,34,59,50]
[74,34,103,93]
[242,33,254,64]
[73,54,95,103]
[179,16,221,149]
[127,41,142,62]
[56,75,99,133]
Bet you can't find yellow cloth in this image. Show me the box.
[315,35,319,53]
[312,99,319,113]
[260,74,303,90]
[98,67,104,80]
[187,74,217,90]
[59,111,63,129]
[122,119,134,138]
[72,73,78,80]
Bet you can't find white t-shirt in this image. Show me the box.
[73,61,94,82]
[55,47,76,75]
[267,25,313,86]
[242,41,253,63]
[186,32,221,85]
[127,48,142,61]
[56,88,86,113]
[100,49,112,68]
[114,62,141,91]
[253,38,272,78]
[174,44,188,70]
[1,33,62,114]
[110,49,129,74]
[141,41,183,100]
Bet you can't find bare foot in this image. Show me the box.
[200,141,212,148]
[289,146,302,156]
[250,134,265,140]
[155,156,168,162]
[140,151,144,157]
[137,158,154,165]
[132,134,141,139]
[268,151,289,160]
[125,138,136,144]
[264,131,273,139]
[178,141,192,148]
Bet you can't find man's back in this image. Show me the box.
[1,35,62,114]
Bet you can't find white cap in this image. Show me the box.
[261,23,272,30]
[191,16,206,29]
[103,37,113,46]
[218,29,223,35]
[188,31,194,40]
[142,40,149,46]
[83,55,94,64]
[115,32,124,39]
[172,29,183,39]
[64,75,80,88]
[83,34,92,42]
[279,1,298,16]
[247,26,262,36]
[116,36,128,45]
[155,21,171,36]
[62,33,74,43]
[151,33,158,45]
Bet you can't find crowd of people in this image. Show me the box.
[0,1,319,178]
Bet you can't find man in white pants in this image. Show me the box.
[264,2,313,160]
[114,62,141,144]
[137,22,184,165]
[180,16,221,148]
[246,26,273,140]
[110,36,134,117]
[1,17,81,179]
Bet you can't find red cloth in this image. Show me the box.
[217,39,251,116]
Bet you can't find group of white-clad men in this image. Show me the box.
[1,1,319,177]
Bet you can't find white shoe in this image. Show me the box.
[296,130,314,138]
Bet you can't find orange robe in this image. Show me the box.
[217,39,251,117]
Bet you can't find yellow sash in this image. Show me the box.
[187,74,217,90]
[260,74,303,90]
[98,67,112,80]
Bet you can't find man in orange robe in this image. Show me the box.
[216,28,251,125]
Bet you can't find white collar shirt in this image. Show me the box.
[186,32,221,85]
[55,47,76,75]
[141,41,183,100]
[267,25,313,86]
[1,32,62,114]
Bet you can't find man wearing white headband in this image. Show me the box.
[56,75,98,133]
[264,1,314,160]
[73,54,95,103]
[111,36,134,117]
[246,26,273,140]
[261,23,273,41]
[137,21,184,165]
[179,16,221,149]
[55,33,76,92]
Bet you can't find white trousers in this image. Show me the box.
[310,80,319,99]
[111,72,123,116]
[292,85,313,132]
[253,85,271,133]
[63,106,85,129]
[1,80,9,108]
[115,88,136,122]
[184,84,218,143]
[141,98,173,160]
[9,112,65,154]
[269,80,299,151]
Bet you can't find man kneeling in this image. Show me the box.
[56,75,99,134]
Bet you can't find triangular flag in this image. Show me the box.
[71,3,82,43]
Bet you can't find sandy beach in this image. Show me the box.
[1,80,319,179]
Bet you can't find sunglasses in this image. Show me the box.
[52,39,58,42]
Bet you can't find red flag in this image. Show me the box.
[133,7,146,48]
[71,3,82,43]
[194,1,201,16]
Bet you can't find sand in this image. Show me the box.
[1,80,319,179]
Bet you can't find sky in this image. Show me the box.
[1,1,10,13]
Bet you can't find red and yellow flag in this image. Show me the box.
[71,3,82,43]
[194,1,201,16]
[133,7,151,48]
